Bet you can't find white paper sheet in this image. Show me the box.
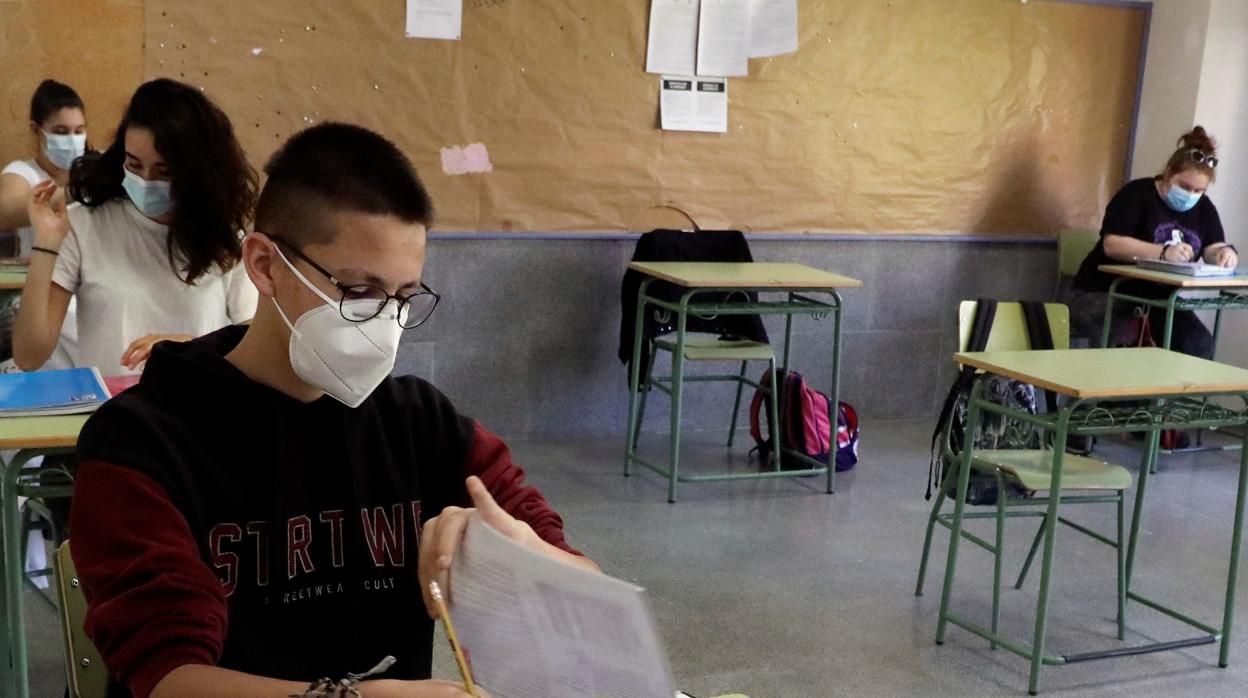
[697,0,751,77]
[450,518,675,698]
[748,0,798,57]
[646,0,700,75]
[405,0,463,41]
[661,76,728,133]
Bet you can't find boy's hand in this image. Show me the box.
[418,476,545,618]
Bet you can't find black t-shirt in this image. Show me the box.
[1073,177,1225,294]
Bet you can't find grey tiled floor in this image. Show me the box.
[23,420,1248,696]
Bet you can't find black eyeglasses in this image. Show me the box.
[271,237,440,329]
[1189,149,1219,168]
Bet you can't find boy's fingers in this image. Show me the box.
[466,476,507,526]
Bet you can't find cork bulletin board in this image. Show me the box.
[6,0,1148,236]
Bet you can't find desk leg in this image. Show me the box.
[1125,427,1161,604]
[667,299,690,504]
[1027,412,1070,696]
[0,453,10,698]
[1163,290,1179,351]
[624,280,654,477]
[3,450,34,698]
[1219,421,1248,667]
[826,293,844,494]
[1101,278,1122,348]
[936,380,984,646]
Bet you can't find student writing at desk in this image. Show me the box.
[69,124,597,697]
[1068,126,1235,357]
[0,79,88,370]
[12,79,258,377]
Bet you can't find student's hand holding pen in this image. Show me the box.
[418,476,600,620]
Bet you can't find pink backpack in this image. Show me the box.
[749,369,859,472]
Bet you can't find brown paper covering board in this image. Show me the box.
[5,0,1146,236]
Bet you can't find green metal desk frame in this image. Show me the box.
[1101,275,1248,456]
[936,378,1248,695]
[623,278,846,503]
[2,439,78,698]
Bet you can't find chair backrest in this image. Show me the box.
[957,301,1071,352]
[1058,228,1099,278]
[53,541,108,698]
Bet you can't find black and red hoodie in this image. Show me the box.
[69,325,578,697]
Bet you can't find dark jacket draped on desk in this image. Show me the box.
[619,229,769,384]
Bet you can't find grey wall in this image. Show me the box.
[394,237,1057,439]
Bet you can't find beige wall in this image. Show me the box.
[1196,0,1248,364]
[1129,0,1212,180]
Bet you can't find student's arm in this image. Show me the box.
[0,172,33,230]
[1102,234,1191,263]
[12,182,72,370]
[151,665,478,698]
[73,462,480,698]
[464,423,585,557]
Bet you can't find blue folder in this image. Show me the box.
[0,367,109,416]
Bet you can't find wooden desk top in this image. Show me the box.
[628,262,861,289]
[0,268,27,291]
[954,347,1248,399]
[1099,264,1248,289]
[0,414,88,450]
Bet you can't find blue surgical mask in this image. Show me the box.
[122,167,173,218]
[42,131,86,170]
[1164,184,1202,213]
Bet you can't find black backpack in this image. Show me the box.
[926,300,1057,505]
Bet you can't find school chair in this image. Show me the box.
[620,229,776,450]
[1054,229,1099,300]
[53,541,107,698]
[915,301,1132,645]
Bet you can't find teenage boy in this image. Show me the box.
[70,123,597,697]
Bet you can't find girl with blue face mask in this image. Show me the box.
[1067,126,1232,364]
[13,79,260,378]
[0,80,88,258]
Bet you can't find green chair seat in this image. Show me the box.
[973,450,1133,491]
[653,335,774,362]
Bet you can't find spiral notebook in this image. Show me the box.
[0,367,110,416]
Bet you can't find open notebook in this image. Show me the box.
[1136,259,1238,277]
[451,517,676,697]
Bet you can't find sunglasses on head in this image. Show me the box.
[1188,149,1219,168]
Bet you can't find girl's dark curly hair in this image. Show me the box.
[68,79,258,283]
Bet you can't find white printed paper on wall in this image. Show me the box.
[749,0,798,57]
[660,76,729,133]
[646,0,700,75]
[405,0,463,40]
[697,0,751,77]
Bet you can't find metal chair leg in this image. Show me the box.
[1015,515,1047,590]
[727,360,749,448]
[1117,491,1126,641]
[916,469,955,597]
[992,472,1006,651]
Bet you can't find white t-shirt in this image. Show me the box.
[52,199,258,376]
[2,158,79,370]
[1,159,49,258]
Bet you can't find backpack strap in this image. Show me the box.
[927,299,996,499]
[1021,301,1059,414]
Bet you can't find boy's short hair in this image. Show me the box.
[254,123,433,245]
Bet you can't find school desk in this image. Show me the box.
[0,413,86,698]
[623,262,861,502]
[1097,264,1248,352]
[0,268,26,291]
[936,347,1248,694]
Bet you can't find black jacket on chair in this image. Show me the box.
[619,229,770,384]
